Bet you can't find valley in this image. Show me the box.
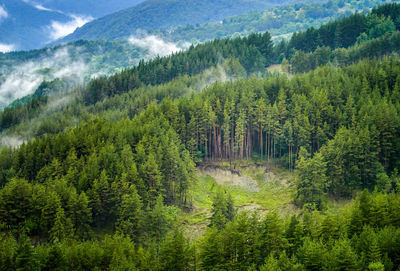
[1,1,400,270]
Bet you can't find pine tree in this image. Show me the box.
[0,233,17,271]
[200,227,223,271]
[49,206,73,242]
[116,185,143,241]
[260,254,281,271]
[255,98,267,159]
[90,170,111,226]
[209,189,234,230]
[158,230,190,271]
[235,110,246,160]
[68,191,92,239]
[15,233,39,271]
[328,238,360,271]
[142,153,162,206]
[295,148,327,210]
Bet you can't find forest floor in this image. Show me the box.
[179,161,297,240]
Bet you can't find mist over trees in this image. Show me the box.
[2,2,400,270]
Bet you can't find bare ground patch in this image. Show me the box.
[198,167,260,192]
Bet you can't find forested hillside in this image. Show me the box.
[1,57,400,270]
[158,0,395,43]
[58,0,300,43]
[5,1,400,132]
[2,2,400,271]
[0,0,145,50]
[0,38,185,109]
[3,0,394,111]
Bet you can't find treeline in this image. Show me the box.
[287,3,400,53]
[155,58,400,203]
[1,190,400,270]
[85,2,400,108]
[94,57,400,206]
[1,57,400,235]
[0,29,274,131]
[290,31,400,73]
[83,32,274,105]
[162,0,385,44]
[3,3,400,134]
[287,2,400,72]
[0,97,47,131]
[2,52,400,211]
[198,190,400,271]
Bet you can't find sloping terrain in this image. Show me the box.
[0,0,146,50]
[181,164,295,238]
[58,0,301,42]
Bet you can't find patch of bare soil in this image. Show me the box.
[198,167,260,192]
[182,221,208,241]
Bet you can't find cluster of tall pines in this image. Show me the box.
[1,2,400,270]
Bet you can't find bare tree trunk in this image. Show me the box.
[265,133,271,162]
[213,125,217,160]
[247,129,251,161]
[260,125,263,159]
[209,128,212,160]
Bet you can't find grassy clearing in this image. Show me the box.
[178,161,362,240]
[179,162,297,233]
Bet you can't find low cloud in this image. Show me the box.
[0,136,24,148]
[22,0,62,13]
[49,15,93,40]
[0,43,15,53]
[0,5,8,20]
[34,4,54,12]
[0,47,88,107]
[128,35,190,57]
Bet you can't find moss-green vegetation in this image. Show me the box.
[2,3,400,270]
[161,0,395,43]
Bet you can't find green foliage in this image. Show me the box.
[159,0,390,44]
[2,4,400,270]
[61,0,281,42]
[295,149,327,210]
[158,229,193,271]
[116,185,143,241]
[209,189,235,229]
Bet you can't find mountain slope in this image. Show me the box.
[1,3,400,271]
[0,0,145,51]
[160,0,395,42]
[5,2,400,132]
[58,0,304,42]
[0,37,187,108]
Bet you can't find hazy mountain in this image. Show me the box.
[58,0,303,43]
[0,0,144,51]
[0,37,189,108]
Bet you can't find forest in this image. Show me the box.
[160,0,389,43]
[1,2,400,271]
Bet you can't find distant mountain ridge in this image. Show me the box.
[0,0,145,50]
[58,0,304,43]
[0,0,70,50]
